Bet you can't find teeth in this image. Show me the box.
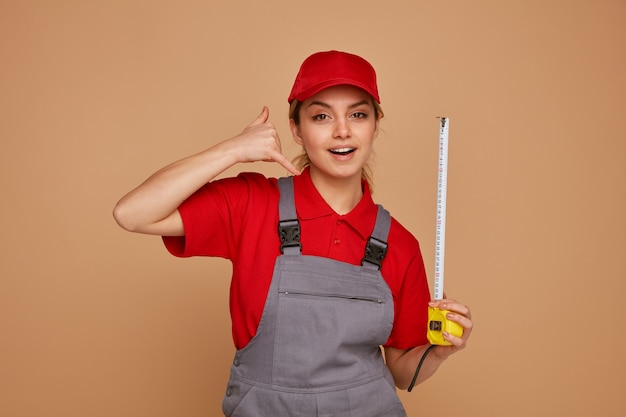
[330,148,354,155]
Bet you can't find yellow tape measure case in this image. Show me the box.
[427,306,463,346]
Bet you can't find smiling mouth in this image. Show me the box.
[329,148,355,155]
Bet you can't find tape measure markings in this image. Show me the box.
[433,117,449,301]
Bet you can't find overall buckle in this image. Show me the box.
[278,219,301,254]
[361,237,388,270]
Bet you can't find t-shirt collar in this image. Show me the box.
[292,167,378,240]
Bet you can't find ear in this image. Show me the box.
[290,119,304,146]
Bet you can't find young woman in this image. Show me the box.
[114,50,472,416]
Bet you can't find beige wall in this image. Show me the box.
[2,1,625,416]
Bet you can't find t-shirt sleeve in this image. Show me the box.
[162,172,271,259]
[384,244,431,349]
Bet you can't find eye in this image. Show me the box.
[351,112,368,119]
[312,114,329,121]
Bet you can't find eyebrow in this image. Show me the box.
[307,99,372,110]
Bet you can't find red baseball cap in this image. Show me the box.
[288,50,380,103]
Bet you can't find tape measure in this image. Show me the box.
[433,116,449,301]
[427,117,464,345]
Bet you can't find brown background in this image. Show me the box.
[1,0,625,416]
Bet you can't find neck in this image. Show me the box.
[308,168,364,215]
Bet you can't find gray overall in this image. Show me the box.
[222,177,407,416]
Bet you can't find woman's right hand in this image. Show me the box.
[228,106,300,176]
[113,107,300,236]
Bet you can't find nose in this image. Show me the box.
[333,118,351,139]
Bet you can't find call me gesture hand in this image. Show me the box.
[229,106,300,176]
[113,107,299,236]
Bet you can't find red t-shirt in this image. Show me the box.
[163,168,430,350]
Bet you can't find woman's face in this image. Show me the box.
[290,84,380,185]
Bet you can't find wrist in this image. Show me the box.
[202,139,242,167]
[432,344,454,361]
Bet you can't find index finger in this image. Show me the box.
[271,151,301,176]
[430,298,471,317]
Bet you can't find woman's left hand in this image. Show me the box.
[428,298,473,356]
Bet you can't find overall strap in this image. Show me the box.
[277,176,391,266]
[361,205,391,270]
[277,177,302,255]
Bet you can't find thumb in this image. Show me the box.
[249,106,269,126]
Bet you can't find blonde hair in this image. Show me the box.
[288,97,384,190]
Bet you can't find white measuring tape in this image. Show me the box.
[433,116,449,301]
[427,116,463,345]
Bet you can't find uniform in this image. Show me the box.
[163,169,431,415]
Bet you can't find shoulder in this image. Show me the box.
[217,171,278,191]
[387,215,421,258]
[234,172,280,205]
[177,171,281,231]
[168,172,282,258]
[192,172,280,203]
[236,171,279,186]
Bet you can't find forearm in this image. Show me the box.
[114,107,299,235]
[385,300,473,390]
[384,345,450,390]
[113,139,240,234]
